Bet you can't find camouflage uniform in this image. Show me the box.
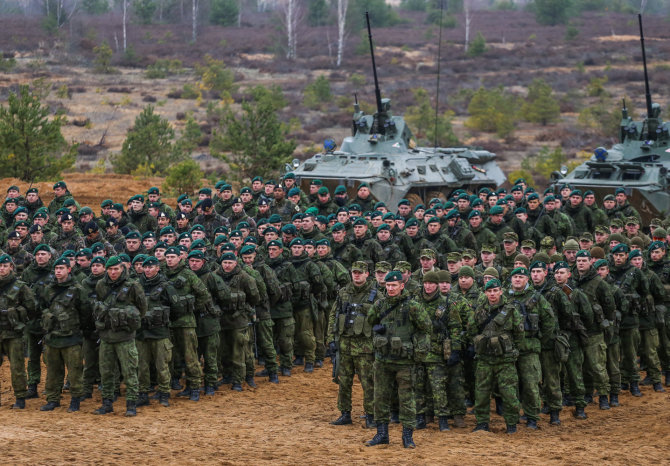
[128,207,158,234]
[331,237,363,270]
[80,272,105,395]
[648,258,670,378]
[266,255,297,371]
[250,258,282,377]
[21,261,53,390]
[164,261,211,390]
[0,271,36,402]
[367,289,432,429]
[5,246,32,275]
[51,229,85,255]
[217,263,260,385]
[328,277,380,416]
[137,272,175,395]
[290,252,325,365]
[467,295,524,426]
[508,286,556,422]
[641,266,665,384]
[41,275,87,404]
[94,270,147,402]
[312,258,335,362]
[454,282,481,405]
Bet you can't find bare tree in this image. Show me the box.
[192,0,200,42]
[463,0,473,54]
[122,0,128,51]
[280,0,304,60]
[336,0,348,67]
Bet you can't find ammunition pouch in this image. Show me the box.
[107,306,141,332]
[170,293,195,319]
[293,280,311,304]
[172,275,188,290]
[655,304,666,328]
[442,338,452,361]
[144,305,171,329]
[524,312,540,338]
[554,332,570,363]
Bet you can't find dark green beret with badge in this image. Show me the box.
[484,278,502,290]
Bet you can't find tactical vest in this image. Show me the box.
[372,298,427,361]
[473,303,516,358]
[614,268,643,317]
[0,281,25,333]
[42,287,78,336]
[144,283,171,330]
[511,292,541,339]
[96,285,141,333]
[291,261,312,307]
[337,285,377,338]
[169,274,196,319]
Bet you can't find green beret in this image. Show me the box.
[334,185,347,194]
[267,239,283,249]
[615,187,626,195]
[603,194,615,201]
[484,278,502,290]
[489,205,504,215]
[219,252,237,262]
[289,238,304,247]
[90,242,104,253]
[611,243,629,254]
[311,179,323,186]
[283,172,295,180]
[594,259,609,269]
[143,256,159,267]
[397,199,410,207]
[0,254,13,264]
[376,223,390,231]
[569,190,582,197]
[357,182,368,189]
[468,210,481,220]
[445,209,460,220]
[317,186,329,196]
[352,261,368,273]
[76,248,93,258]
[132,254,147,265]
[458,266,475,278]
[553,261,570,271]
[105,256,122,268]
[527,193,539,201]
[79,206,93,215]
[349,203,362,212]
[33,244,51,255]
[530,261,547,271]
[91,256,106,266]
[628,249,642,260]
[191,239,207,249]
[405,218,418,228]
[165,246,181,256]
[649,240,666,252]
[62,250,76,258]
[53,257,70,268]
[53,181,66,190]
[160,226,176,236]
[427,216,441,224]
[510,266,529,277]
[575,249,591,259]
[125,231,141,240]
[240,245,256,255]
[187,250,205,260]
[385,271,403,282]
[353,218,367,226]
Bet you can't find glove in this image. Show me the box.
[372,324,386,335]
[466,345,475,360]
[328,341,337,354]
[446,350,461,366]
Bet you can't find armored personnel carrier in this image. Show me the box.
[290,13,506,208]
[552,14,670,224]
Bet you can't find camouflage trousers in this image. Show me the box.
[414,362,433,416]
[658,315,670,372]
[606,341,621,395]
[100,339,139,402]
[425,361,465,417]
[26,331,44,385]
[337,350,374,414]
[245,328,255,379]
[0,337,27,399]
[137,338,172,393]
[256,319,278,375]
[563,341,586,408]
[198,333,220,386]
[171,327,202,389]
[313,307,328,361]
[373,360,416,429]
[620,328,640,383]
[517,352,542,421]
[462,351,476,404]
[293,307,316,364]
[640,328,662,383]
[272,316,295,370]
[220,327,249,385]
[45,344,83,403]
[474,359,520,426]
[582,333,609,396]
[82,337,100,394]
[540,349,563,412]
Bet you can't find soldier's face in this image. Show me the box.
[398,205,410,216]
[34,217,47,226]
[626,222,639,234]
[143,264,159,278]
[106,264,124,281]
[143,238,156,250]
[420,257,435,270]
[252,181,263,191]
[8,238,20,249]
[503,240,517,253]
[301,218,314,231]
[385,280,404,297]
[304,245,315,256]
[469,216,482,228]
[603,200,615,209]
[371,217,383,227]
[155,249,165,260]
[241,253,255,266]
[188,258,205,271]
[165,254,181,268]
[527,199,539,210]
[490,214,503,225]
[651,249,665,261]
[595,232,608,243]
[584,194,595,206]
[596,266,609,279]
[26,192,38,203]
[35,251,51,266]
[358,187,370,198]
[530,268,546,285]
[76,256,91,268]
[553,268,570,284]
[265,185,274,195]
[310,185,319,194]
[458,276,473,290]
[616,193,626,205]
[274,188,285,200]
[332,230,345,242]
[564,250,577,263]
[630,256,643,269]
[481,251,495,263]
[423,282,438,294]
[61,220,74,232]
[511,274,528,291]
[291,245,304,257]
[221,259,237,273]
[485,287,502,304]
[54,264,70,281]
[447,261,460,273]
[427,223,440,235]
[439,282,450,293]
[375,271,387,285]
[54,187,66,197]
[91,263,106,276]
[575,257,591,272]
[126,239,141,251]
[377,230,390,242]
[405,225,418,237]
[268,246,282,259]
[353,225,367,238]
[192,231,205,240]
[0,262,12,278]
[352,270,368,285]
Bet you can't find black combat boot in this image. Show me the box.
[415,413,426,430]
[494,396,503,416]
[640,375,653,385]
[472,423,489,432]
[653,382,665,392]
[67,397,80,413]
[26,384,39,399]
[12,398,25,410]
[402,427,415,448]
[630,381,643,397]
[562,395,574,407]
[177,387,191,397]
[365,414,376,429]
[573,406,587,420]
[204,385,216,396]
[540,403,550,414]
[304,362,314,373]
[280,367,291,377]
[315,360,323,368]
[331,411,352,425]
[549,410,560,426]
[366,423,389,446]
[293,356,304,366]
[425,411,434,424]
[256,369,269,377]
[268,373,279,384]
[170,377,183,391]
[453,415,465,428]
[245,376,257,388]
[438,416,450,432]
[190,389,200,401]
[125,400,137,417]
[609,393,619,407]
[506,424,517,434]
[620,382,629,391]
[257,357,265,366]
[40,401,60,411]
[599,395,610,410]
[231,383,243,392]
[136,392,149,407]
[82,392,93,399]
[665,370,670,387]
[93,399,113,415]
[159,392,170,407]
[390,411,400,423]
[584,393,593,404]
[526,419,538,430]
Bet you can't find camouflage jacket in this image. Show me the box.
[0,272,36,340]
[416,290,465,364]
[330,237,363,270]
[138,272,174,340]
[216,264,260,329]
[467,295,524,364]
[506,285,557,353]
[328,279,380,355]
[41,275,86,348]
[95,270,147,343]
[164,261,212,329]
[79,272,105,340]
[265,255,296,319]
[21,261,54,334]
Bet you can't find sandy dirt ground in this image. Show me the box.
[0,359,669,465]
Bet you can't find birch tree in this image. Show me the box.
[281,0,303,60]
[463,0,472,54]
[336,0,348,67]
